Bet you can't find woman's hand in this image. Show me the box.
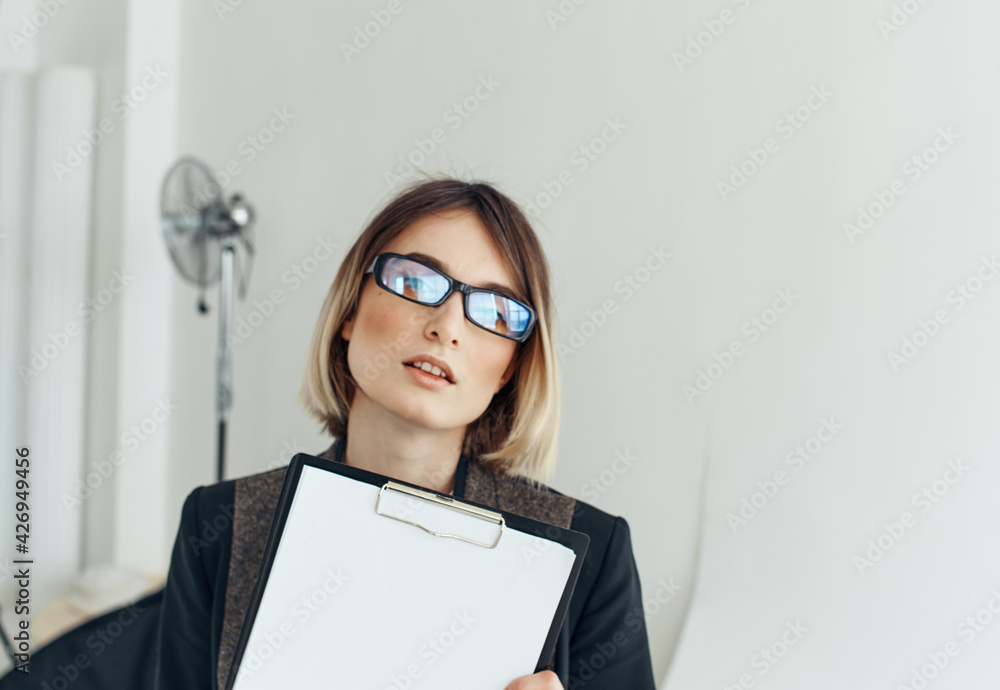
[504,670,564,689]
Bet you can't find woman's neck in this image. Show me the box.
[342,394,465,495]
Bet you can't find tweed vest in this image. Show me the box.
[215,451,577,689]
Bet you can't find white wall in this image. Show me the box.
[2,0,998,685]
[660,1,1000,687]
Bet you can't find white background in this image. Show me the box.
[2,0,999,686]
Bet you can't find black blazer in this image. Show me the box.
[154,442,657,689]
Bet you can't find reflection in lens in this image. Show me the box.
[469,291,530,338]
[383,257,448,303]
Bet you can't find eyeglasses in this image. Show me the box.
[364,252,537,342]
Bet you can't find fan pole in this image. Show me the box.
[217,237,235,482]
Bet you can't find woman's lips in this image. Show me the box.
[403,354,455,382]
[403,363,453,389]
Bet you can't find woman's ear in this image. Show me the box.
[340,316,354,342]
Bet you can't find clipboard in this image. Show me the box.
[225,452,590,690]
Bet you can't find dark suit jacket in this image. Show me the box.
[153,439,656,689]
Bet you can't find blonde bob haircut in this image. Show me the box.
[299,177,561,482]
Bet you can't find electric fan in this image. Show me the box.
[160,156,256,482]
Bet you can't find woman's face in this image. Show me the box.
[340,208,520,435]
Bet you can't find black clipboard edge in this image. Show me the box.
[223,451,310,690]
[224,452,590,689]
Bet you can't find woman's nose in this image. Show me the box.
[424,292,466,343]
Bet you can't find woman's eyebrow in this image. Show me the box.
[404,252,520,299]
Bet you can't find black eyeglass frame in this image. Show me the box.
[364,252,537,343]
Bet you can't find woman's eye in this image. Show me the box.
[400,275,432,299]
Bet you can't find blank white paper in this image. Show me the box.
[231,465,577,690]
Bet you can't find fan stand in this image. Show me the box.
[216,236,235,482]
[162,158,255,484]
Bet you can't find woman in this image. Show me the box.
[154,179,656,690]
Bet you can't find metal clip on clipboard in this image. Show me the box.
[375,481,506,549]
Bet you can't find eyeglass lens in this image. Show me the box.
[380,256,531,338]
